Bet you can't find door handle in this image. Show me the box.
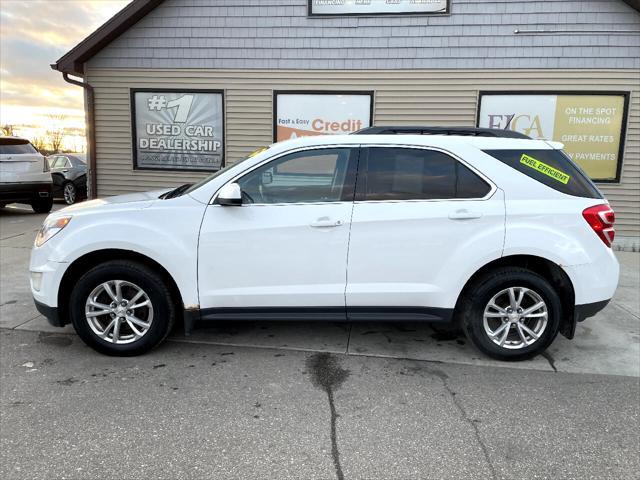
[310,217,344,228]
[448,209,482,220]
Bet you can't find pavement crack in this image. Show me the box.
[541,351,558,372]
[613,301,640,320]
[345,323,353,354]
[423,366,498,480]
[10,314,43,330]
[0,232,26,241]
[306,353,350,480]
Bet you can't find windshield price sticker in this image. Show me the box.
[520,154,571,184]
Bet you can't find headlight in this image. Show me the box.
[34,216,72,247]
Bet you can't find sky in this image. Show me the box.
[0,0,131,151]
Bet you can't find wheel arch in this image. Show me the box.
[57,248,184,326]
[454,254,576,339]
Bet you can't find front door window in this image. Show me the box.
[237,148,356,204]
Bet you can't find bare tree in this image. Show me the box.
[46,114,66,153]
[32,136,47,152]
[1,124,15,136]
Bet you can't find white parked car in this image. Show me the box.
[30,128,619,360]
[1,137,53,213]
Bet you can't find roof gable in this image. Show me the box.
[52,0,163,75]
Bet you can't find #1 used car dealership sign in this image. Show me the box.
[132,89,224,171]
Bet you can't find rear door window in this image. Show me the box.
[0,139,38,155]
[483,149,602,199]
[361,147,491,201]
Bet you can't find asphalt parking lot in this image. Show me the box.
[1,203,639,479]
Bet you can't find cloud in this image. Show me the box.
[0,0,131,133]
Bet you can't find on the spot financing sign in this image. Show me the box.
[275,92,372,142]
[132,90,224,171]
[478,92,628,181]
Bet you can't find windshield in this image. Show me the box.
[182,154,256,196]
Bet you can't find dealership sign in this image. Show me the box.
[131,89,224,171]
[478,92,629,182]
[275,92,373,142]
[309,0,448,16]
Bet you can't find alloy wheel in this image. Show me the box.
[482,287,548,350]
[85,280,154,344]
[63,183,76,204]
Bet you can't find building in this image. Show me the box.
[52,0,640,245]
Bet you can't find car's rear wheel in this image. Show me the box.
[31,196,53,213]
[459,267,561,361]
[69,260,175,356]
[63,182,77,205]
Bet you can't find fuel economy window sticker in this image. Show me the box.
[520,154,571,185]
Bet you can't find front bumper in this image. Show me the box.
[34,299,65,327]
[30,239,70,324]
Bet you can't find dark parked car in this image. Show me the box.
[48,154,87,204]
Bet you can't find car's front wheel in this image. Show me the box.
[459,267,561,361]
[69,260,175,356]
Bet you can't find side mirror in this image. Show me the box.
[215,183,242,206]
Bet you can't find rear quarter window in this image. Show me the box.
[483,149,602,199]
[0,139,38,155]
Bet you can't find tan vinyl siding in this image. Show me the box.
[85,68,640,237]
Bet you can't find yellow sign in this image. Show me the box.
[479,93,628,181]
[520,154,571,184]
[553,96,624,180]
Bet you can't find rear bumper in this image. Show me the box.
[0,182,52,203]
[562,249,619,305]
[34,299,65,327]
[574,299,610,323]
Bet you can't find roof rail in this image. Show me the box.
[353,126,530,139]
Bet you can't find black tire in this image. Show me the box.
[459,267,561,361]
[31,196,53,213]
[62,182,77,205]
[69,260,176,356]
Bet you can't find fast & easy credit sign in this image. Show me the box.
[275,91,373,142]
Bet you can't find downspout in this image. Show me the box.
[61,72,97,199]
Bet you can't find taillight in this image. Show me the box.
[43,156,50,173]
[582,204,615,247]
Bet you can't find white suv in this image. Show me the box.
[1,137,53,213]
[29,129,619,360]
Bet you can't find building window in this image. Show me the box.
[274,91,373,142]
[308,0,449,16]
[477,91,629,183]
[131,89,224,172]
